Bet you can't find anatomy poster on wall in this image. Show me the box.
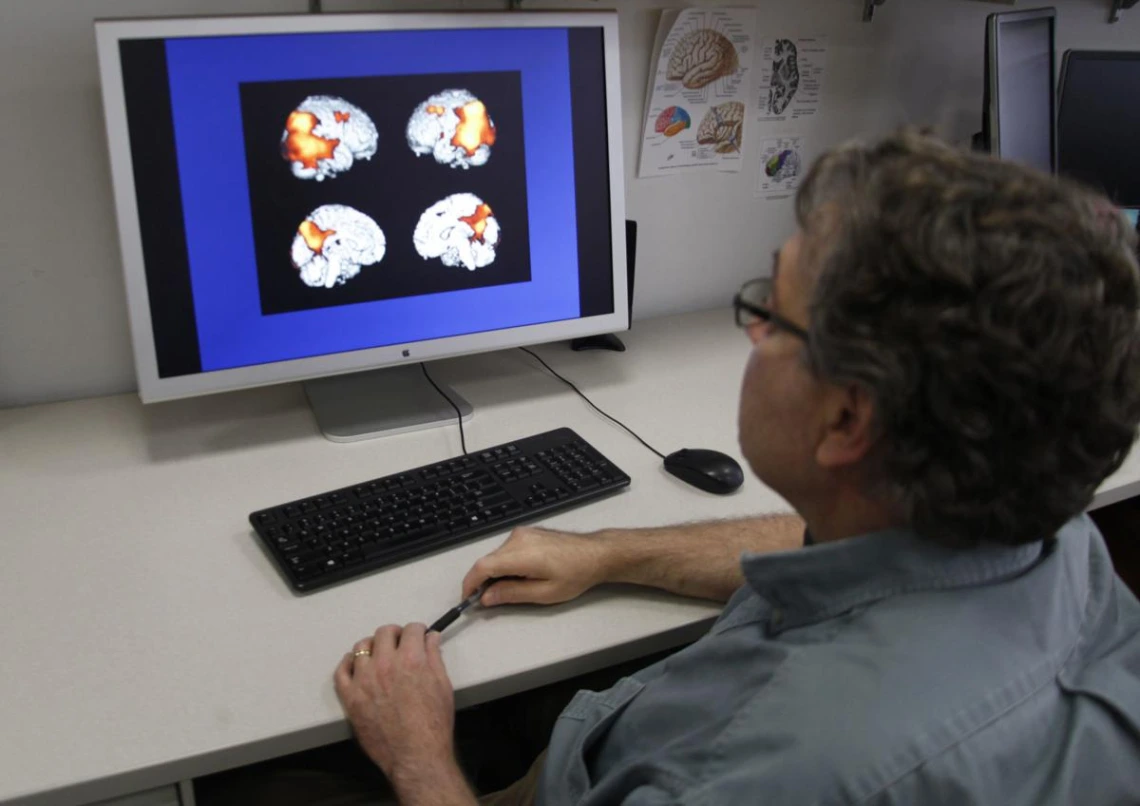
[756,136,805,198]
[638,7,757,176]
[755,37,828,124]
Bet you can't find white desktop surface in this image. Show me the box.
[1,308,1138,806]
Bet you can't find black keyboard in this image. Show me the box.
[250,427,631,593]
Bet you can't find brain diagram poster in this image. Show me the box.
[756,135,805,198]
[754,36,828,124]
[638,7,757,176]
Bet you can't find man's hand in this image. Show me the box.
[461,525,607,607]
[334,622,468,797]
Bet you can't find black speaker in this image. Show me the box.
[571,219,636,352]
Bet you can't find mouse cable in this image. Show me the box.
[420,362,468,456]
[519,347,666,460]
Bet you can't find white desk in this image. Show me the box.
[2,308,1138,806]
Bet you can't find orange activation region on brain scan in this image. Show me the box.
[426,104,447,116]
[451,101,496,156]
[282,111,340,170]
[459,203,493,243]
[298,220,336,254]
[334,111,351,123]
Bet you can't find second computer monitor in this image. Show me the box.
[1057,51,1140,207]
[986,7,1056,173]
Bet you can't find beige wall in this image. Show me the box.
[1,0,1137,407]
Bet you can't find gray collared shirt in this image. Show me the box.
[536,515,1140,804]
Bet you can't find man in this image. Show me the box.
[334,131,1140,804]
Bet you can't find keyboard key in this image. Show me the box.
[294,562,327,581]
[476,491,512,508]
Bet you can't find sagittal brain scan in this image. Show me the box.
[406,89,497,169]
[414,193,500,271]
[768,40,800,116]
[291,204,386,288]
[280,96,379,181]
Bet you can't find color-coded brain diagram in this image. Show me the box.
[765,148,801,182]
[413,193,500,271]
[290,205,386,288]
[667,29,739,90]
[406,89,497,170]
[280,96,379,182]
[697,102,744,154]
[654,106,692,138]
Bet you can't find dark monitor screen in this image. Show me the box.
[1057,51,1140,206]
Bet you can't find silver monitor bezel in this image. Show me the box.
[95,11,628,403]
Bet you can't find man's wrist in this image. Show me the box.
[585,528,637,586]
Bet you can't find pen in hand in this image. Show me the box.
[428,580,493,634]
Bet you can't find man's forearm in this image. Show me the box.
[392,756,478,806]
[590,514,805,603]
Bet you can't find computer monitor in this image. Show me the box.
[95,12,627,440]
[980,7,1056,173]
[1057,51,1140,207]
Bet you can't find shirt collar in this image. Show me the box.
[742,528,1048,634]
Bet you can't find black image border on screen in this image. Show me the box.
[243,72,531,316]
[120,27,617,379]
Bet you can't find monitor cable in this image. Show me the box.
[420,363,469,456]
[421,349,667,461]
[518,347,666,460]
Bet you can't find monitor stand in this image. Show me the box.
[304,364,472,443]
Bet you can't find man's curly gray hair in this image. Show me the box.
[796,129,1140,545]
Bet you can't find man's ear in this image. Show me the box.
[815,384,877,469]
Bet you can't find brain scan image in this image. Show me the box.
[667,29,739,90]
[290,205,386,288]
[767,40,801,116]
[414,193,500,271]
[654,106,692,138]
[697,102,744,154]
[406,90,497,170]
[280,96,379,181]
[765,148,802,182]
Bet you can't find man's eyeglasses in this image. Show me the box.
[733,278,809,341]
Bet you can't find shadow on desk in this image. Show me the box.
[193,644,686,804]
[436,346,636,412]
[141,385,317,462]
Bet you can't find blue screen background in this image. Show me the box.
[164,28,581,373]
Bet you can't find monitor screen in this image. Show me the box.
[989,9,1055,173]
[96,13,627,403]
[1058,51,1140,207]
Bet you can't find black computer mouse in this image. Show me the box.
[663,448,745,495]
